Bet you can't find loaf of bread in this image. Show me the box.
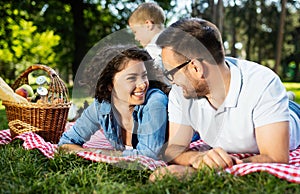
[0,77,28,103]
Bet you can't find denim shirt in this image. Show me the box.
[58,88,168,160]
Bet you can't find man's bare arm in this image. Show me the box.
[243,121,290,164]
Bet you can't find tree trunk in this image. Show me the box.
[245,0,256,60]
[211,0,217,24]
[274,0,286,75]
[216,0,223,34]
[191,0,203,18]
[230,0,237,57]
[68,0,89,81]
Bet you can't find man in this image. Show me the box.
[150,17,300,180]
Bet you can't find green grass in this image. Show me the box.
[0,83,300,193]
[284,82,300,104]
[1,141,300,194]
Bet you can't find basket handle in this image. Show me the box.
[12,65,57,90]
[11,64,69,103]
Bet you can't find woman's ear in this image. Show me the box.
[108,84,113,92]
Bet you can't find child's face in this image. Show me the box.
[111,59,149,106]
[129,23,152,47]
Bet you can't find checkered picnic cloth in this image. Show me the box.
[189,140,300,184]
[1,128,300,183]
[0,129,166,170]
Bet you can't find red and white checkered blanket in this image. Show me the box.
[1,128,300,183]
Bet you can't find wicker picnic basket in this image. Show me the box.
[2,65,71,144]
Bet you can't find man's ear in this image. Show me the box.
[145,20,154,31]
[189,59,204,78]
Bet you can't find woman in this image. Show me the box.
[58,45,169,160]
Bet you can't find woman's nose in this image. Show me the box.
[136,81,146,89]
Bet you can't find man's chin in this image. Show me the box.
[182,90,194,99]
[183,90,203,99]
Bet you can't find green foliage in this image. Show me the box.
[0,6,60,84]
[0,0,299,84]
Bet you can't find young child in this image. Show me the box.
[128,2,165,69]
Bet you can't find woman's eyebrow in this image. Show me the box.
[126,71,147,76]
[126,73,138,76]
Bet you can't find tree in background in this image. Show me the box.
[0,2,60,84]
[0,0,299,83]
[12,0,173,83]
[192,0,299,81]
[274,0,287,75]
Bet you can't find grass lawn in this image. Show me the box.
[284,82,300,104]
[0,82,300,193]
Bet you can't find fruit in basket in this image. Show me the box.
[15,84,34,98]
[15,87,28,98]
[21,84,34,97]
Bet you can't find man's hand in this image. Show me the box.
[190,147,243,169]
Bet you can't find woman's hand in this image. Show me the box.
[59,144,123,157]
[94,149,123,157]
[149,165,197,182]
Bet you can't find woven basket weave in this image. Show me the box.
[2,65,71,144]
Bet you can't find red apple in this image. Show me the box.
[20,84,34,97]
[15,87,28,99]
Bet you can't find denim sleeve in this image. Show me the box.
[58,100,101,146]
[122,90,168,160]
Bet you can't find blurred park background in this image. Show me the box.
[0,0,299,87]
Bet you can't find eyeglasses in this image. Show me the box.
[163,60,191,82]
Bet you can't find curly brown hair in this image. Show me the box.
[81,45,169,103]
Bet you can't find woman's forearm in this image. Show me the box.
[59,144,86,153]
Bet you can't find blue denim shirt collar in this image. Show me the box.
[98,100,112,114]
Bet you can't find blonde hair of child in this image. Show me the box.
[129,2,165,29]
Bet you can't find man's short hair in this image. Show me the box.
[156,18,225,65]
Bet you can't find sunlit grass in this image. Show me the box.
[284,82,300,103]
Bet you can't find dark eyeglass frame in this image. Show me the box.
[163,60,191,82]
[163,58,204,81]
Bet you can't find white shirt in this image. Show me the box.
[145,32,163,69]
[168,57,299,153]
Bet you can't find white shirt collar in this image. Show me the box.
[223,57,243,108]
